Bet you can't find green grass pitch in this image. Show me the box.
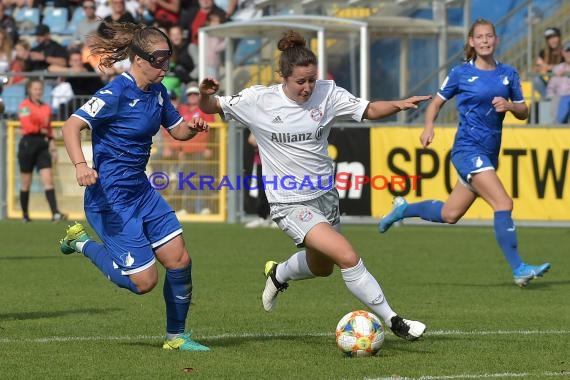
[0,221,568,379]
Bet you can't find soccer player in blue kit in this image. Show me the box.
[58,22,210,351]
[379,18,551,287]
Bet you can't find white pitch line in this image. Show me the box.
[0,329,569,344]
[373,372,570,380]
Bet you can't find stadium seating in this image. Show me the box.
[42,7,71,35]
[67,6,86,36]
[13,7,41,35]
[1,84,26,118]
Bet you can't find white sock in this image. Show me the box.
[275,250,315,283]
[76,241,87,253]
[166,332,182,341]
[341,259,397,327]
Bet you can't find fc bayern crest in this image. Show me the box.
[310,108,323,122]
[298,209,314,222]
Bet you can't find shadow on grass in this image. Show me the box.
[0,308,122,321]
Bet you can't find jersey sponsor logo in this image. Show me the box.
[507,226,516,232]
[348,97,359,104]
[271,132,312,143]
[315,126,325,140]
[502,76,510,85]
[271,115,283,124]
[310,107,323,122]
[99,89,113,95]
[467,76,479,82]
[81,97,105,117]
[129,99,140,107]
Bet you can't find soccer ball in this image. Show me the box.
[335,310,385,357]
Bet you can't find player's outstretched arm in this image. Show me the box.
[364,95,432,120]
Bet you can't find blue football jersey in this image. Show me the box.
[438,60,524,157]
[73,72,183,210]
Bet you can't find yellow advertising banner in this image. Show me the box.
[371,126,570,221]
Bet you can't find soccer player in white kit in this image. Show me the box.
[199,30,431,340]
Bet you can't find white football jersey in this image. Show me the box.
[218,80,369,203]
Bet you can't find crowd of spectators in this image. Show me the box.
[0,0,261,119]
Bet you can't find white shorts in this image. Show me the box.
[270,189,341,247]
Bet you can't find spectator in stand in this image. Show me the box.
[534,27,564,99]
[546,41,570,124]
[29,25,68,72]
[97,0,138,19]
[183,0,225,46]
[8,39,32,86]
[73,0,102,44]
[0,27,13,75]
[215,0,238,20]
[0,2,18,45]
[178,0,198,31]
[103,0,136,24]
[161,84,214,215]
[49,50,105,118]
[168,24,195,85]
[186,0,225,80]
[17,78,66,223]
[232,0,263,21]
[204,11,226,79]
[146,0,180,28]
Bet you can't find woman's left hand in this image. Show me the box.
[491,97,511,113]
[189,117,209,133]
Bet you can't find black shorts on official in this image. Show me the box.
[18,134,52,173]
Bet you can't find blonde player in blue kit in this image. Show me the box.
[199,30,431,341]
[58,22,210,351]
[378,18,551,287]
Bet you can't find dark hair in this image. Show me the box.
[207,10,226,24]
[464,18,496,61]
[277,30,317,78]
[89,22,171,71]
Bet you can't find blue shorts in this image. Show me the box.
[451,150,497,188]
[86,188,182,275]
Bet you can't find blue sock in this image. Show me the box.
[493,211,523,269]
[404,200,445,223]
[163,265,192,335]
[82,241,140,294]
